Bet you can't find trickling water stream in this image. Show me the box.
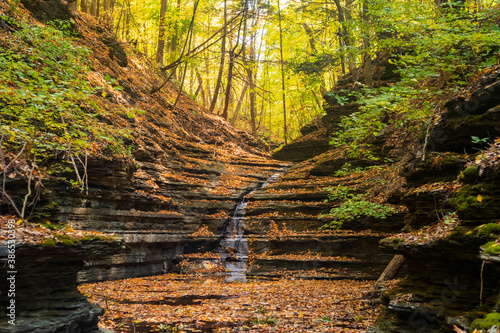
[219,171,284,282]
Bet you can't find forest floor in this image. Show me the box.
[79,273,383,333]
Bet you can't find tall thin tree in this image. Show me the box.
[209,0,227,114]
[277,0,288,144]
[156,0,168,65]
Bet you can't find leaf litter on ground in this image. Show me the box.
[79,273,382,332]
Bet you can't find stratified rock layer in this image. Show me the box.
[0,241,121,333]
[370,66,500,332]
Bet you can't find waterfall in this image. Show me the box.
[219,171,284,282]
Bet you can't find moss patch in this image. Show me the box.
[483,241,500,255]
[471,312,500,331]
[449,182,500,224]
[475,223,500,238]
[460,166,480,183]
[54,234,81,245]
[81,235,116,242]
[42,238,56,247]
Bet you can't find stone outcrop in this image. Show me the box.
[370,66,500,332]
[239,160,407,280]
[429,69,500,153]
[0,241,121,333]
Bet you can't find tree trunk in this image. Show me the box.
[344,0,357,82]
[80,0,88,13]
[142,23,149,57]
[229,82,248,124]
[209,0,227,114]
[156,0,168,66]
[125,12,130,40]
[169,0,181,79]
[277,0,287,144]
[195,70,207,107]
[222,50,235,120]
[222,8,247,120]
[338,28,346,75]
[90,0,97,16]
[334,0,357,81]
[302,23,327,96]
[375,255,405,288]
[205,55,212,105]
[115,8,123,36]
[363,1,373,88]
[246,36,257,138]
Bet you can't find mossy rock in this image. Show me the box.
[482,241,500,255]
[475,223,500,238]
[54,234,81,245]
[379,237,405,249]
[449,183,500,224]
[81,235,116,242]
[471,312,500,332]
[42,238,57,247]
[460,166,480,183]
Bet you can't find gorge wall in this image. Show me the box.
[0,2,286,331]
[1,0,500,332]
[272,61,500,332]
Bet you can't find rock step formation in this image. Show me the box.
[0,241,120,333]
[238,164,406,279]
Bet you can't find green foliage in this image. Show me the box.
[54,233,79,245]
[291,53,338,75]
[471,312,500,332]
[334,163,381,177]
[472,136,490,144]
[475,223,500,238]
[483,241,500,255]
[265,317,278,326]
[442,212,459,225]
[321,185,396,230]
[328,1,500,157]
[41,221,65,231]
[316,316,331,323]
[0,21,131,161]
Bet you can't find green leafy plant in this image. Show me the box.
[321,185,396,230]
[471,136,490,144]
[0,19,135,220]
[442,212,459,225]
[265,317,278,326]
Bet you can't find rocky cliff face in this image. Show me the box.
[270,61,500,331]
[0,2,285,331]
[0,0,287,284]
[369,66,500,332]
[0,241,121,333]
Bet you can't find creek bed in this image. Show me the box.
[79,273,382,332]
